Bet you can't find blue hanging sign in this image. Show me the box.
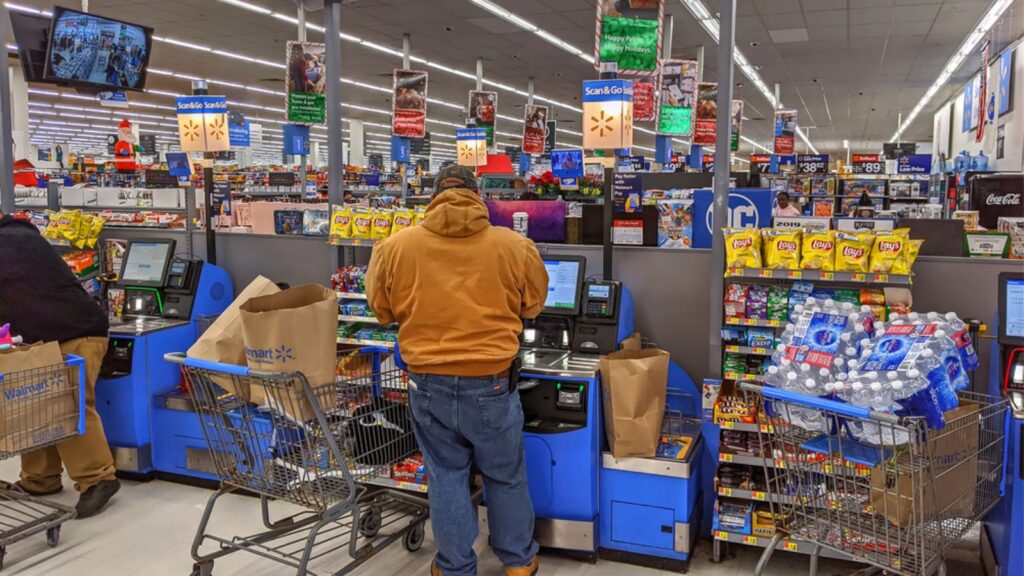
[391,136,411,164]
[228,111,250,148]
[897,154,932,174]
[284,124,311,155]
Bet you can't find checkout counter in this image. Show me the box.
[480,256,701,569]
[97,239,232,479]
[984,271,1024,576]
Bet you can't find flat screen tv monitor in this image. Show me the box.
[43,7,153,91]
[999,272,1024,347]
[10,12,52,82]
[120,240,174,287]
[542,256,585,316]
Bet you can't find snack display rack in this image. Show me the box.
[710,265,914,563]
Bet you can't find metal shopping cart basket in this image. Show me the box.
[0,354,86,570]
[164,347,428,576]
[738,382,1008,576]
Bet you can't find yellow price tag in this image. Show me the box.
[743,536,758,545]
[715,531,728,540]
[874,274,889,282]
[787,270,802,279]
[852,273,866,282]
[769,320,781,327]
[720,421,734,429]
[719,487,733,496]
[744,319,757,326]
[751,491,766,500]
[760,424,774,433]
[820,272,834,280]
[784,542,799,551]
[719,453,733,462]
[759,269,772,278]
[754,348,767,355]
[774,459,786,469]
[824,464,833,474]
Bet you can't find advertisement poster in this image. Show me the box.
[468,90,497,148]
[138,134,156,156]
[656,59,698,136]
[773,109,797,155]
[692,188,774,249]
[285,41,326,125]
[594,0,665,76]
[545,120,557,153]
[999,48,1013,116]
[657,198,694,249]
[730,100,743,152]
[411,132,431,155]
[228,111,250,148]
[612,172,643,213]
[522,105,548,155]
[551,149,583,190]
[693,82,717,145]
[392,69,428,138]
[977,41,990,142]
[633,79,656,121]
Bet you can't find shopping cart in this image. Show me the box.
[0,354,86,570]
[164,348,429,576]
[738,382,1007,576]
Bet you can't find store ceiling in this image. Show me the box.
[8,0,1024,160]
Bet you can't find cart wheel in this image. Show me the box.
[359,508,382,538]
[403,523,425,552]
[46,525,60,548]
[190,561,213,576]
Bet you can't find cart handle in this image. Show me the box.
[65,354,86,436]
[163,352,252,377]
[738,381,902,425]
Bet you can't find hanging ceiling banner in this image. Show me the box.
[656,59,698,136]
[730,100,743,152]
[176,96,229,153]
[773,109,798,155]
[392,69,429,138]
[692,82,717,146]
[633,79,656,122]
[522,104,549,155]
[594,0,665,76]
[468,90,498,148]
[977,40,990,143]
[285,41,327,125]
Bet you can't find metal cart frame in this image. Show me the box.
[0,354,86,570]
[166,348,429,576]
[739,382,1008,576]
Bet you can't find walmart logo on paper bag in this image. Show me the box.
[245,345,295,365]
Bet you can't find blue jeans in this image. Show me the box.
[407,372,539,576]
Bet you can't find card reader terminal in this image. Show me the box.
[582,281,617,319]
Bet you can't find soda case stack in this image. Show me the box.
[763,297,877,432]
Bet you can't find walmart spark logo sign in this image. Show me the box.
[582,79,634,150]
[176,96,230,153]
[456,128,488,167]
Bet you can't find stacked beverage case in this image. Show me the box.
[762,296,980,445]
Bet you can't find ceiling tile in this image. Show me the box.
[753,0,803,13]
[893,3,941,21]
[849,7,894,24]
[802,0,849,10]
[803,10,848,27]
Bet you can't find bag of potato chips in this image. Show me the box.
[868,228,910,273]
[371,209,394,241]
[351,207,373,240]
[391,208,415,236]
[800,230,836,271]
[329,205,352,243]
[724,228,762,269]
[763,229,802,270]
[835,232,875,272]
[413,207,427,227]
[891,239,923,275]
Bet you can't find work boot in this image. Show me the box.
[75,478,120,519]
[504,557,539,576]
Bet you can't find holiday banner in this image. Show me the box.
[977,40,989,143]
[730,99,743,152]
[633,79,656,122]
[773,109,797,155]
[692,82,717,146]
[522,104,549,155]
[285,41,326,125]
[594,0,665,76]
[656,59,698,136]
[392,69,428,138]
[468,90,497,148]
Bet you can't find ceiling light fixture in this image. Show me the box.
[468,0,593,62]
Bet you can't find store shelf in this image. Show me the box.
[362,476,428,493]
[717,420,774,433]
[712,530,852,560]
[724,318,783,328]
[723,372,766,382]
[716,486,788,504]
[63,205,187,213]
[725,268,912,285]
[337,292,368,300]
[724,345,773,356]
[330,238,377,247]
[719,452,787,468]
[337,337,395,349]
[338,315,382,324]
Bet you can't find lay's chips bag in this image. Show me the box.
[329,205,352,242]
[371,209,394,241]
[835,232,875,272]
[351,206,373,240]
[868,228,910,273]
[724,228,762,269]
[391,208,415,236]
[891,239,923,275]
[800,230,836,271]
[763,228,802,269]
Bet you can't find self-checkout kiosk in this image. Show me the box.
[97,239,232,479]
[983,271,1024,576]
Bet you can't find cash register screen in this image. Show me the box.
[121,241,173,286]
[542,257,584,315]
[1006,278,1024,339]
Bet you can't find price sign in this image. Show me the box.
[719,453,733,462]
[743,536,758,545]
[719,487,733,496]
[751,491,766,500]
[720,420,735,429]
[750,154,772,174]
[851,154,884,174]
[785,542,799,552]
[797,154,829,174]
[715,531,728,540]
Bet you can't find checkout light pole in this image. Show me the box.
[192,80,217,266]
[708,0,737,377]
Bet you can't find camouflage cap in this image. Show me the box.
[434,164,478,193]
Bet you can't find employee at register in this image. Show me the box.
[0,213,120,518]
[367,165,548,576]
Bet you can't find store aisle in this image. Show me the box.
[0,460,890,575]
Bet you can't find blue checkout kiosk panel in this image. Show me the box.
[479,256,702,569]
[984,271,1024,576]
[97,239,233,480]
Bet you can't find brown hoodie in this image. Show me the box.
[366,189,549,376]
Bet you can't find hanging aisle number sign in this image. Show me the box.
[797,154,829,174]
[594,0,665,76]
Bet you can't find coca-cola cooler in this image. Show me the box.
[969,174,1024,229]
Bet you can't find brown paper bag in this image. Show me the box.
[239,284,339,422]
[0,342,77,453]
[619,333,643,351]
[600,348,670,459]
[186,275,281,401]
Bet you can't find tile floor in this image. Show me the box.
[0,459,982,575]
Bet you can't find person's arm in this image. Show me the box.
[366,243,396,325]
[520,240,549,319]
